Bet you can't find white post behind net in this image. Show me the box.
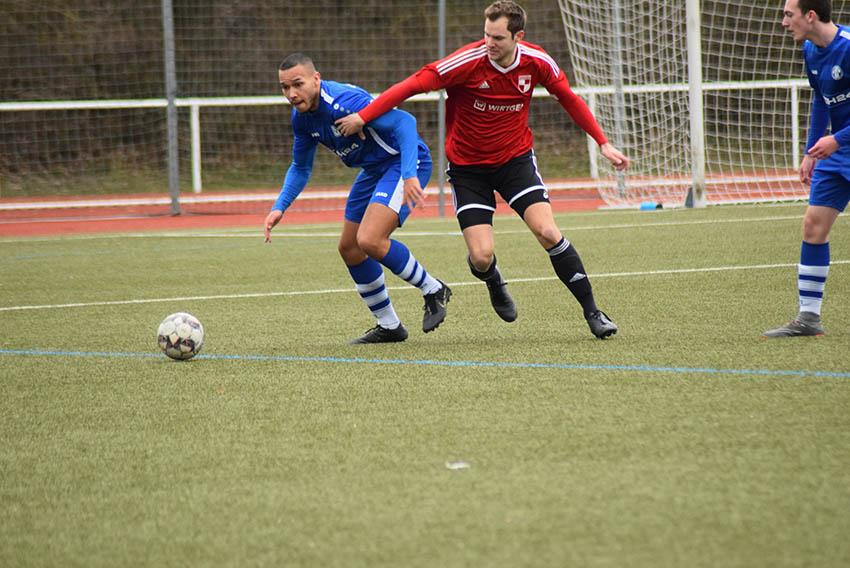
[557,0,849,207]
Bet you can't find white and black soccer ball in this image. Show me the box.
[157,312,205,360]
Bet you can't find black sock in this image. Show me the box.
[548,238,597,317]
[467,254,501,283]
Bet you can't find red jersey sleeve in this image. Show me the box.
[545,77,608,146]
[357,68,444,124]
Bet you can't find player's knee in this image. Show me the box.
[467,248,494,272]
[533,225,562,249]
[354,230,385,259]
[338,238,360,262]
[802,212,831,243]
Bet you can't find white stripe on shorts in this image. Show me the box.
[507,185,547,206]
[455,203,496,215]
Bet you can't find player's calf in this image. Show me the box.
[468,255,517,322]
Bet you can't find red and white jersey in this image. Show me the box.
[358,39,608,167]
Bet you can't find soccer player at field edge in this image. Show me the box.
[264,53,451,344]
[763,0,850,337]
[335,1,629,339]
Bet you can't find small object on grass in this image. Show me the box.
[640,201,662,210]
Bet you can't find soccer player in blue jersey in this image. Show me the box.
[764,0,850,337]
[264,53,451,344]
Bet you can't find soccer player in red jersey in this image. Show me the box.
[336,1,629,339]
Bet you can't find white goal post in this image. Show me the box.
[556,0,843,208]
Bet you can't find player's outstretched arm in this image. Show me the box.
[263,209,283,242]
[550,81,629,171]
[600,142,629,171]
[335,112,366,139]
[265,142,317,243]
[335,73,432,137]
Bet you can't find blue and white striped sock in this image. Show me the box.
[380,239,441,295]
[347,258,400,329]
[798,241,829,316]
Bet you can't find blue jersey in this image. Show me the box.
[803,25,850,155]
[273,80,429,212]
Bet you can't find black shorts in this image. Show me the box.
[447,149,550,230]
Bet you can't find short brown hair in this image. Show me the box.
[485,1,526,36]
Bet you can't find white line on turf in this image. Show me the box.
[2,259,847,312]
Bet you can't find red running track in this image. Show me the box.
[0,192,605,238]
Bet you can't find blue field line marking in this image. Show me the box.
[2,349,848,378]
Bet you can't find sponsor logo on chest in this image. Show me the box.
[823,89,850,106]
[473,99,525,113]
[335,142,360,158]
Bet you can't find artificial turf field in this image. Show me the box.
[1,202,849,567]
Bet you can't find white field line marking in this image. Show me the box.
[3,260,847,312]
[0,214,812,243]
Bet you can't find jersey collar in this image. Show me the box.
[319,86,334,108]
[488,44,521,74]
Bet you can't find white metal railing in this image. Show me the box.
[1,79,809,194]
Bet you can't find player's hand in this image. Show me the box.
[600,142,629,171]
[402,177,426,210]
[799,154,817,185]
[263,210,283,242]
[807,135,838,160]
[334,113,366,140]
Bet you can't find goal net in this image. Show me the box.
[557,0,850,207]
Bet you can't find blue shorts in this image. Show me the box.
[810,154,850,212]
[344,155,432,226]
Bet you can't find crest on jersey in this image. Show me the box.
[833,65,844,80]
[517,75,532,93]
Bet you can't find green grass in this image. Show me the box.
[1,203,849,567]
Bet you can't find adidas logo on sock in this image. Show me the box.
[569,272,587,283]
